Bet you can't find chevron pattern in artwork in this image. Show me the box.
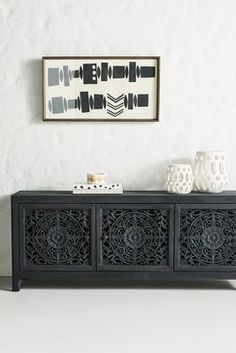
[107,93,124,103]
[107,94,124,117]
[107,109,124,117]
[107,102,124,110]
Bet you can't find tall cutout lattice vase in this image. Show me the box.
[193,151,228,193]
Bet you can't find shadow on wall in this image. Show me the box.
[22,59,43,124]
[0,196,11,277]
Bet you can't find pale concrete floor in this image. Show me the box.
[0,277,236,353]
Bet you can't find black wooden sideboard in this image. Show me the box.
[11,191,236,291]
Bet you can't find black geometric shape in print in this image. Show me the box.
[101,63,108,81]
[89,95,94,110]
[129,62,136,82]
[124,95,127,108]
[80,92,90,112]
[128,93,133,110]
[97,66,101,78]
[113,66,125,78]
[83,63,97,84]
[73,70,80,78]
[140,66,155,78]
[77,96,81,110]
[94,95,104,109]
[138,94,149,107]
[108,66,112,79]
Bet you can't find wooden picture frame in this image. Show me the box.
[42,56,160,122]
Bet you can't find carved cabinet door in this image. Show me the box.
[175,205,236,271]
[19,204,95,271]
[97,204,174,271]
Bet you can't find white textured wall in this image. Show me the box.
[0,0,235,276]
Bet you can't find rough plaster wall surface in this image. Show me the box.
[0,0,235,276]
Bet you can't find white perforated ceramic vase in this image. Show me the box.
[166,164,193,194]
[193,151,227,193]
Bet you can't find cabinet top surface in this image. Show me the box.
[12,190,236,197]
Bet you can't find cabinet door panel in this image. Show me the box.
[20,204,95,271]
[97,204,174,271]
[175,205,236,271]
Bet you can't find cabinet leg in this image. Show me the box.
[12,277,21,292]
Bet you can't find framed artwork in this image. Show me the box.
[42,56,160,122]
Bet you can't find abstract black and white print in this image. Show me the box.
[43,57,159,121]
